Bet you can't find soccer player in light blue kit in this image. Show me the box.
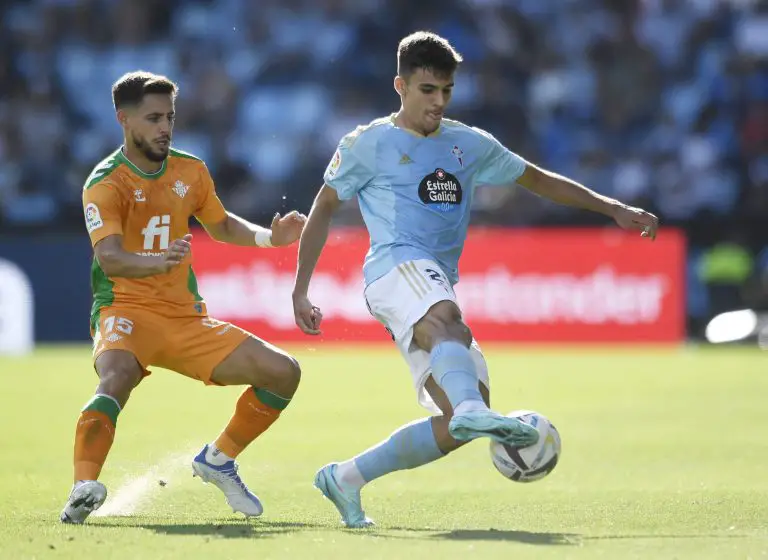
[293,32,659,528]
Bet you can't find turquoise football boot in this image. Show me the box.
[449,410,539,446]
[314,463,374,528]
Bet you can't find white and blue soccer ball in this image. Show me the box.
[489,410,561,483]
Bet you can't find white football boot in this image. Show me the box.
[60,480,108,524]
[192,445,263,518]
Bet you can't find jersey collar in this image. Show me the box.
[390,113,442,138]
[117,147,168,180]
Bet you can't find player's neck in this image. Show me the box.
[121,144,164,175]
[393,109,435,138]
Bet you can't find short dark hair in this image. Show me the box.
[397,31,463,78]
[112,71,178,110]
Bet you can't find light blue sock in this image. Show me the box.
[430,340,484,410]
[353,418,445,484]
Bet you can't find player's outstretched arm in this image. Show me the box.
[516,163,659,240]
[292,184,342,335]
[94,234,191,278]
[202,211,306,248]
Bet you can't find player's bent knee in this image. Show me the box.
[414,316,473,350]
[449,321,473,347]
[248,353,301,396]
[413,316,451,350]
[427,300,462,323]
[99,364,141,390]
[277,355,302,388]
[94,352,143,406]
[414,301,473,350]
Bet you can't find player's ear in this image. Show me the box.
[394,76,406,97]
[116,109,129,128]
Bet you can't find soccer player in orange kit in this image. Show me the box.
[61,71,306,524]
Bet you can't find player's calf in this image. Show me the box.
[208,385,293,462]
[197,338,300,514]
[206,337,299,459]
[62,349,143,523]
[193,387,291,516]
[320,417,446,528]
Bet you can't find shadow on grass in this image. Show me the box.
[380,529,756,546]
[89,518,754,546]
[431,529,578,545]
[91,519,326,539]
[91,518,579,545]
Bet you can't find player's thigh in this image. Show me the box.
[154,316,300,392]
[364,259,459,347]
[153,316,249,385]
[209,335,301,393]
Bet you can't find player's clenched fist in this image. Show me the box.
[163,233,193,271]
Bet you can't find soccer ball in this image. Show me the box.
[489,410,561,483]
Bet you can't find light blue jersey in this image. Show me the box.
[324,114,527,286]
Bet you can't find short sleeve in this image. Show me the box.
[194,163,227,225]
[82,182,124,246]
[473,128,527,188]
[323,130,376,200]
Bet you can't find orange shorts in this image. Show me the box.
[91,306,250,384]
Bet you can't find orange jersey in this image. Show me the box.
[82,147,227,325]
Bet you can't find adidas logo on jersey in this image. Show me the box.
[172,180,189,198]
[399,154,413,165]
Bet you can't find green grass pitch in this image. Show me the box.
[0,344,766,559]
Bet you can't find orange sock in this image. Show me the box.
[73,395,120,481]
[214,387,291,458]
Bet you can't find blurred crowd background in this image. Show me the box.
[1,0,767,335]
